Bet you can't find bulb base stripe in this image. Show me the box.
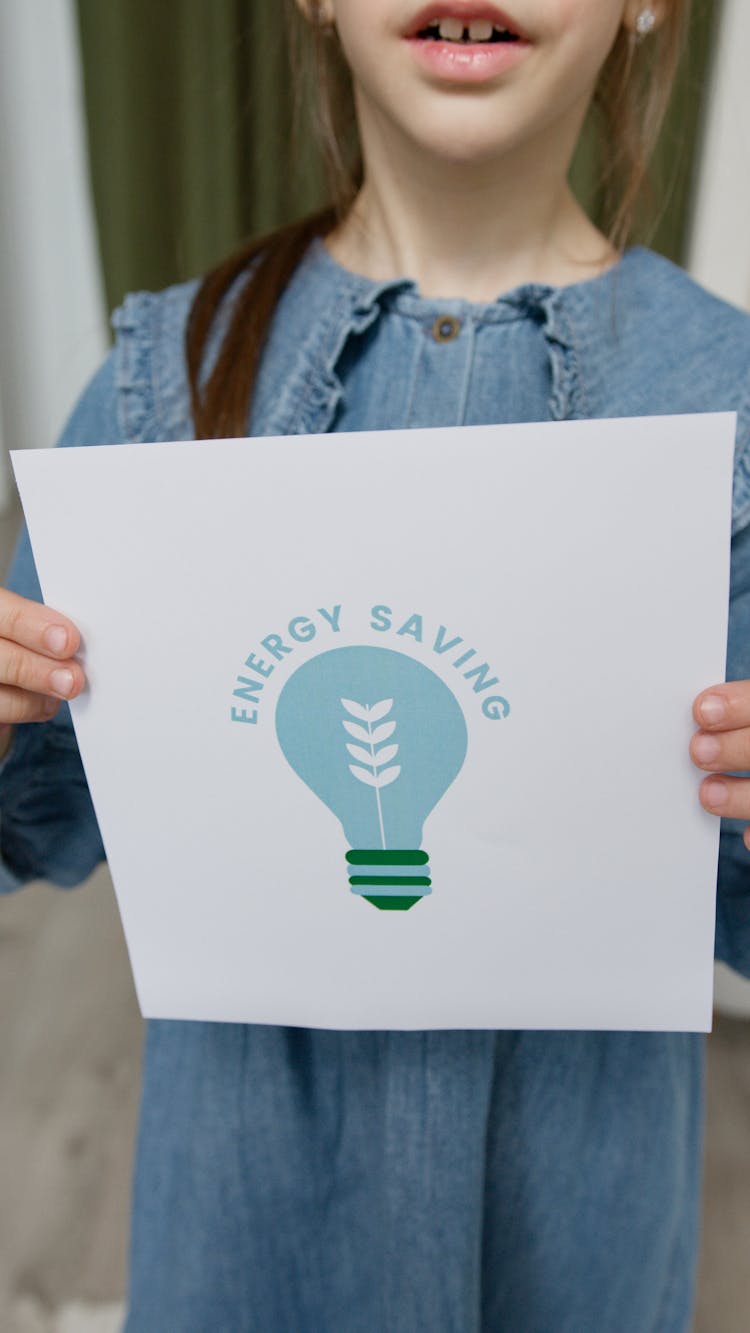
[349,874,431,888]
[349,863,431,878]
[350,883,432,897]
[346,850,428,866]
[363,895,422,910]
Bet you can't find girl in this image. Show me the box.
[3,2,750,1328]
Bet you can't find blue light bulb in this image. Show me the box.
[275,646,468,910]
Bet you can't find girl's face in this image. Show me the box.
[307,1,655,169]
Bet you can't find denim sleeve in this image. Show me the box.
[0,352,121,893]
[715,519,750,974]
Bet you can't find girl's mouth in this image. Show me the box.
[416,18,521,44]
[404,6,531,82]
[405,5,529,43]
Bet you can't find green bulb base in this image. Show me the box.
[362,894,422,912]
[346,849,431,911]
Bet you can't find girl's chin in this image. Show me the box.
[387,120,525,171]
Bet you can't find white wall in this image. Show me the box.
[687,0,750,305]
[687,0,750,1016]
[0,0,108,509]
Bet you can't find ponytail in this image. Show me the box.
[187,207,336,440]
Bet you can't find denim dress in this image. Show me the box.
[5,239,750,1332]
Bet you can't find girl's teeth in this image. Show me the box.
[468,19,493,41]
[438,17,465,41]
[431,18,509,43]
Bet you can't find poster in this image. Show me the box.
[13,414,735,1030]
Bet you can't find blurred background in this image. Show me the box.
[0,1,749,1330]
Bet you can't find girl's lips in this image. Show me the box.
[405,36,530,83]
[403,5,532,84]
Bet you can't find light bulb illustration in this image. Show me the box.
[275,646,468,910]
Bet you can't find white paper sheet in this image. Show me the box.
[12,414,735,1031]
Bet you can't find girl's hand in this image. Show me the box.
[692,684,750,850]
[0,588,85,728]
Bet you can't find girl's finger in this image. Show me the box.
[693,682,750,733]
[0,588,80,659]
[0,641,85,700]
[0,684,61,725]
[699,774,750,819]
[690,725,750,774]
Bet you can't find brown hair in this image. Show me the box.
[187,1,691,440]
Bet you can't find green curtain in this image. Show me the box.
[76,0,718,315]
[648,0,717,259]
[75,1,325,311]
[569,0,718,262]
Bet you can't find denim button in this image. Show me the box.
[432,315,461,343]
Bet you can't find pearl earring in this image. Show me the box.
[635,7,657,41]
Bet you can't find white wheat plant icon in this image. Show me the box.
[341,697,401,850]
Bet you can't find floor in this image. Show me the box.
[0,868,138,1333]
[1,507,749,1333]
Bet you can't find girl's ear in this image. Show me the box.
[294,0,336,27]
[621,2,666,40]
